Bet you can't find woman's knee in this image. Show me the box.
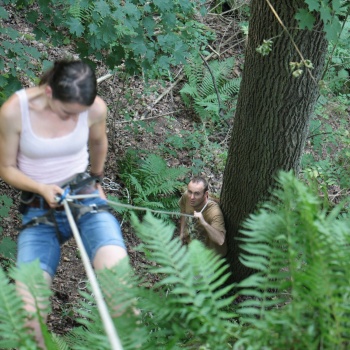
[93,245,127,270]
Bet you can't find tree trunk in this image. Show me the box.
[221,0,328,284]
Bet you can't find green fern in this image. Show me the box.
[131,213,238,348]
[62,213,238,349]
[180,56,241,122]
[116,150,188,220]
[0,267,32,349]
[235,171,350,350]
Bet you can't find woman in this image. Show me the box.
[0,60,127,348]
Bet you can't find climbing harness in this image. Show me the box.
[18,173,112,236]
[18,174,195,350]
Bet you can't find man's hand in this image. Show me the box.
[193,211,206,226]
[180,231,190,245]
[194,210,225,246]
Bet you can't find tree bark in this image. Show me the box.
[221,0,328,284]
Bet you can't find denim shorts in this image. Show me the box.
[17,193,126,278]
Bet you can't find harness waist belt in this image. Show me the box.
[23,180,97,212]
[27,197,65,211]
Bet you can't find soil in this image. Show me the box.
[0,3,245,337]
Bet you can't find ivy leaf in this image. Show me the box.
[295,9,315,30]
[305,0,320,11]
[0,75,7,87]
[42,60,53,72]
[0,6,8,19]
[153,0,174,12]
[130,35,147,56]
[162,12,177,27]
[332,0,341,13]
[319,6,332,23]
[26,10,38,24]
[99,17,117,42]
[5,28,19,40]
[26,46,41,59]
[95,0,110,17]
[337,69,349,79]
[124,2,141,19]
[88,23,99,35]
[67,17,84,36]
[173,41,188,64]
[143,17,155,35]
[324,18,342,41]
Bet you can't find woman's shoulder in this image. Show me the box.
[89,96,107,123]
[0,91,22,121]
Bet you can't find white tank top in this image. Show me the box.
[16,89,89,185]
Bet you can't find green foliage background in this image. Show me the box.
[0,0,350,349]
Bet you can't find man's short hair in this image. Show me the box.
[189,176,209,193]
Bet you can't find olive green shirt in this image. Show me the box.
[179,193,227,256]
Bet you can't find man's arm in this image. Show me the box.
[193,211,225,246]
[178,195,190,244]
[179,215,190,244]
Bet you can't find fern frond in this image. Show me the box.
[0,267,33,349]
[119,151,187,215]
[51,333,70,350]
[68,1,96,23]
[10,261,52,317]
[181,56,239,122]
[198,73,216,97]
[236,171,350,349]
[219,78,241,96]
[131,213,238,348]
[180,83,199,103]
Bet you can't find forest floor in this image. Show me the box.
[0,4,246,336]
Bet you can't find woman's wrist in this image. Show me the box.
[90,171,104,183]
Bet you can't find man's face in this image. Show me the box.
[187,181,208,209]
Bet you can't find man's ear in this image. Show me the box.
[205,191,209,199]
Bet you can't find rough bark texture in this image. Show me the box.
[221,0,328,284]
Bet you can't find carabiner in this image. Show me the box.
[57,186,71,204]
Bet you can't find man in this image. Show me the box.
[179,176,227,256]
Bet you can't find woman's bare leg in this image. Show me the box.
[93,245,127,270]
[16,271,52,350]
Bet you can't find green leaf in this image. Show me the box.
[337,69,349,78]
[305,0,321,11]
[332,0,341,12]
[67,17,84,36]
[319,6,332,23]
[153,0,174,12]
[0,237,16,259]
[143,17,155,35]
[0,75,8,88]
[26,10,38,24]
[124,2,141,19]
[5,28,19,40]
[295,9,315,30]
[95,0,110,17]
[0,6,8,19]
[162,12,177,27]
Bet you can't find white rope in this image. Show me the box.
[105,200,194,218]
[61,199,124,350]
[65,193,194,218]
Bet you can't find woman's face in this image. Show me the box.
[45,85,89,120]
[50,99,88,120]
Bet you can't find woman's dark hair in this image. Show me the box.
[39,60,97,106]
